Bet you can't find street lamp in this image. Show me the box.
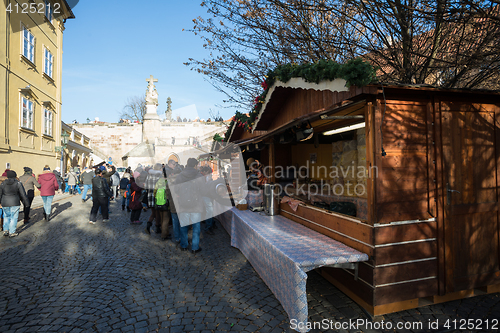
[55,131,70,174]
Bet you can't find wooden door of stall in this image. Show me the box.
[441,105,500,292]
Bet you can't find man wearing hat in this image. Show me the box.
[81,166,95,202]
[18,167,41,223]
[0,170,30,237]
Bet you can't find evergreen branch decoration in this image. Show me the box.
[213,133,224,142]
[245,58,377,130]
[223,111,249,142]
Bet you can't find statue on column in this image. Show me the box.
[165,97,172,121]
[142,75,161,144]
[145,75,159,107]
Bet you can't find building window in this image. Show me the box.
[45,0,53,21]
[22,97,34,130]
[44,48,53,78]
[44,108,53,136]
[23,27,35,63]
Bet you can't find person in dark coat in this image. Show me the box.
[135,167,148,188]
[53,167,64,194]
[18,167,41,223]
[101,164,116,187]
[101,164,116,210]
[163,159,177,177]
[145,163,163,235]
[128,177,144,224]
[171,158,207,253]
[166,168,181,243]
[89,168,113,224]
[0,174,6,230]
[0,170,30,237]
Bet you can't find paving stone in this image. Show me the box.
[170,326,185,333]
[134,320,148,329]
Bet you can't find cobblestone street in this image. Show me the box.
[0,195,499,333]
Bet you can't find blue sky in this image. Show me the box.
[61,0,232,123]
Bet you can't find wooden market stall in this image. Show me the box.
[225,79,500,316]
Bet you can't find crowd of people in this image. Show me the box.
[111,158,221,253]
[0,165,60,237]
[0,159,223,254]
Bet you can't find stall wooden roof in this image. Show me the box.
[254,99,367,143]
[253,81,377,132]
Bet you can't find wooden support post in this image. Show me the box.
[374,99,384,225]
[366,101,376,226]
[433,98,447,295]
[269,139,275,183]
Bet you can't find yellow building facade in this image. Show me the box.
[0,0,74,174]
[62,121,92,174]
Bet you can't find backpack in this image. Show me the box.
[139,189,148,204]
[155,178,167,206]
[177,179,199,209]
[119,177,129,189]
[111,173,120,186]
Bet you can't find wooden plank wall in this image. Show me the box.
[267,89,334,131]
[375,99,434,224]
[373,221,438,307]
[371,96,439,309]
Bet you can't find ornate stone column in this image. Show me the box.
[142,75,160,144]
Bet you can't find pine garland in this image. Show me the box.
[222,111,249,142]
[213,133,224,142]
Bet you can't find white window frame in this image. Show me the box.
[22,26,35,63]
[45,0,53,21]
[43,108,53,136]
[22,97,34,130]
[44,48,53,78]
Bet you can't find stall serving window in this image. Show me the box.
[270,105,370,221]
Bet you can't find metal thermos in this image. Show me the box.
[264,184,280,216]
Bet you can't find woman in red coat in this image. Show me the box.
[37,165,59,221]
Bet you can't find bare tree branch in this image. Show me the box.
[185,0,500,109]
[120,96,146,122]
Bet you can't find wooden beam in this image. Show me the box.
[426,101,437,218]
[374,99,383,225]
[495,105,500,299]
[373,299,420,316]
[268,139,275,183]
[281,203,374,256]
[433,98,448,295]
[366,101,376,226]
[320,115,364,120]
